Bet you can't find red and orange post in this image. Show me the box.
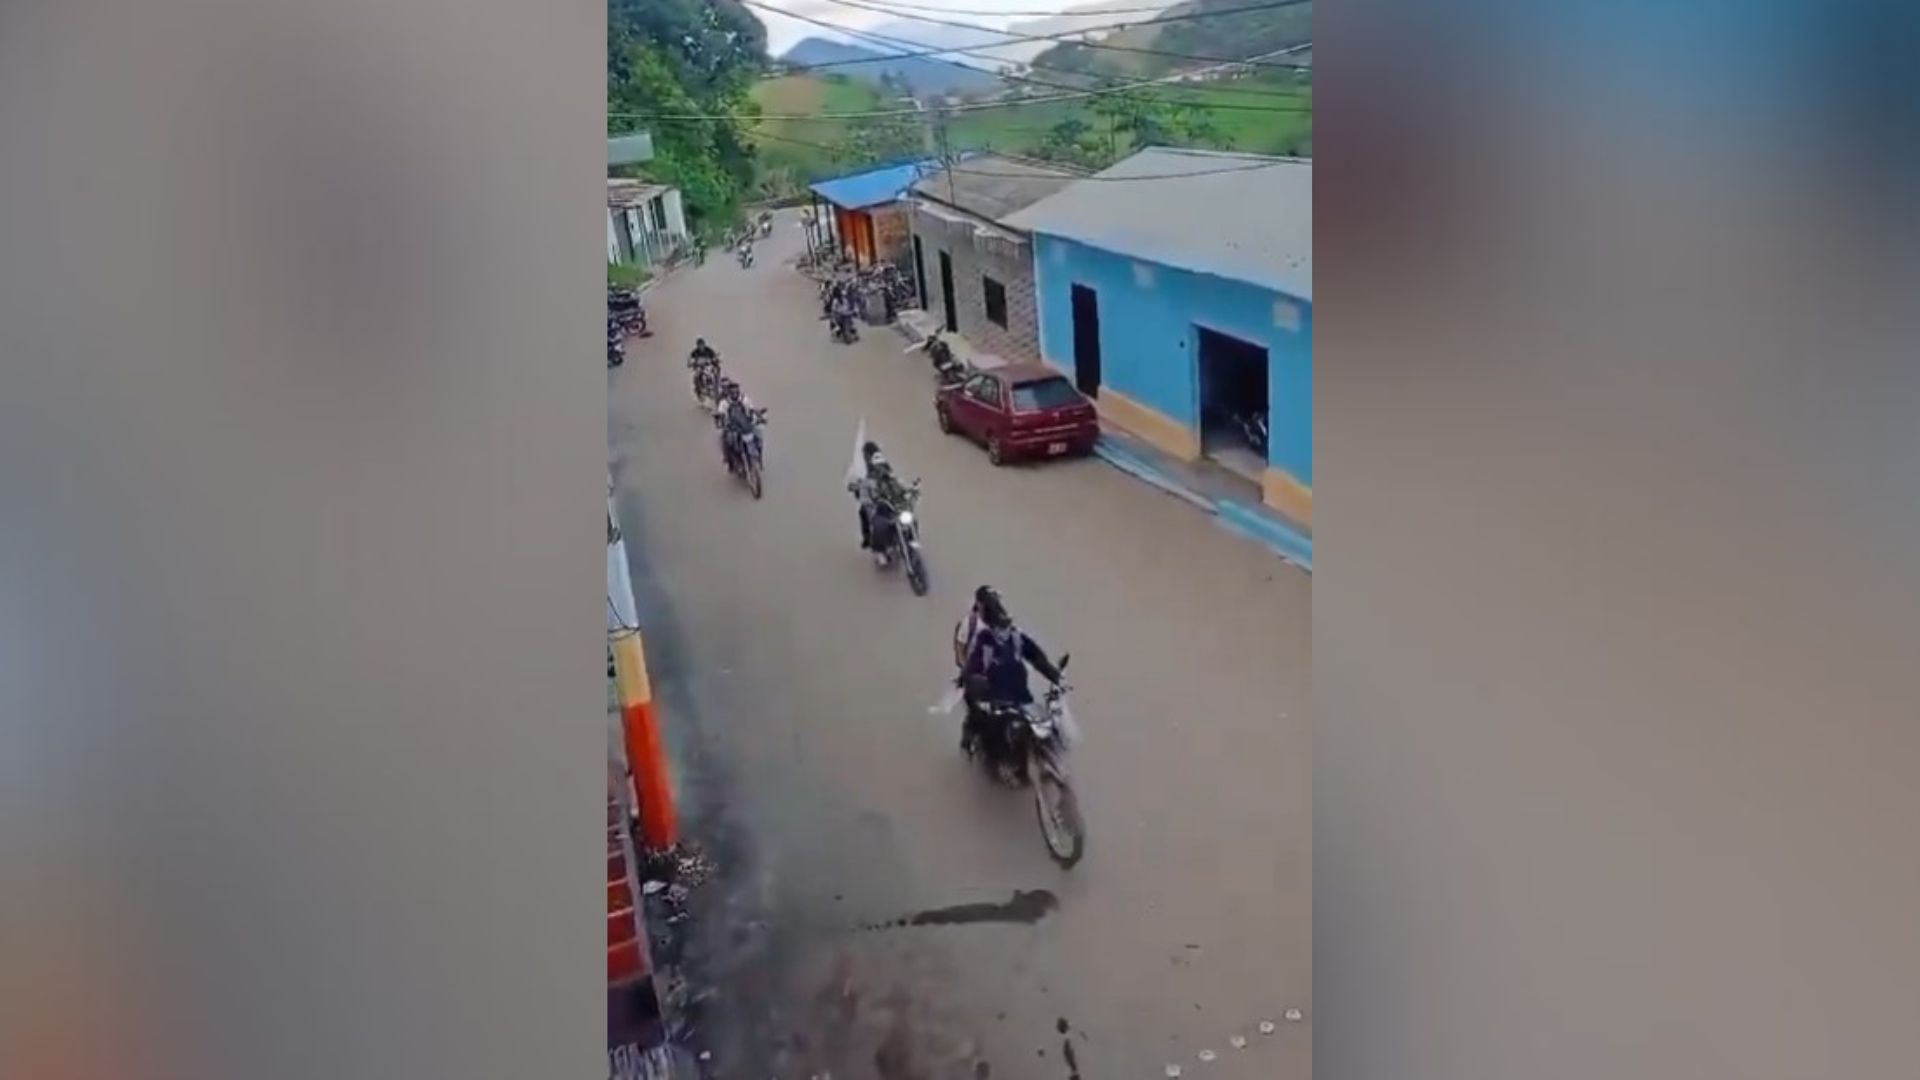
[610,628,677,851]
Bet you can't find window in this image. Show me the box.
[1012,377,1081,412]
[648,195,668,233]
[964,374,994,403]
[983,275,1008,328]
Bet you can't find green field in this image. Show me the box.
[949,80,1312,159]
[746,73,1310,196]
[747,75,890,197]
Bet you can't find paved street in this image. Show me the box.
[610,212,1310,1080]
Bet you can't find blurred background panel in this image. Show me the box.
[0,1,604,1077]
[1316,1,1920,1078]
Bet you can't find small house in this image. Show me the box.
[608,179,689,268]
[1005,148,1313,523]
[907,154,1083,365]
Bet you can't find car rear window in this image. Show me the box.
[1011,377,1080,412]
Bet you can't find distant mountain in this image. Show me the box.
[777,37,1003,100]
[1030,0,1311,79]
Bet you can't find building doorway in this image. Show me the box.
[912,235,929,311]
[938,250,958,333]
[1196,326,1269,480]
[1070,284,1102,397]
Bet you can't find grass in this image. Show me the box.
[607,262,651,289]
[747,75,889,194]
[743,73,1311,195]
[948,80,1312,159]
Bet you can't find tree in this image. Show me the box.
[608,1,766,232]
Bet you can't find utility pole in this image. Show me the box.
[932,104,956,204]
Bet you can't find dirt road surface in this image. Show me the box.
[610,211,1309,1080]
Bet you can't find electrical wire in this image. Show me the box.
[823,0,1182,15]
[753,0,1305,106]
[766,0,1312,74]
[747,125,1300,180]
[808,0,1311,75]
[735,0,1311,116]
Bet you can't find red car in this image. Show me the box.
[935,364,1101,466]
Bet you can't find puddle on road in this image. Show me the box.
[863,889,1059,930]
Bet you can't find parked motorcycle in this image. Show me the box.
[917,332,967,384]
[607,333,625,368]
[608,287,648,336]
[868,482,929,595]
[1238,410,1269,455]
[955,651,1086,867]
[716,406,768,498]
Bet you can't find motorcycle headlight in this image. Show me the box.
[897,511,914,525]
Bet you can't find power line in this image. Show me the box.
[829,0,1181,15]
[619,3,1310,123]
[746,125,1300,181]
[767,0,1312,75]
[813,0,1311,75]
[743,0,1311,112]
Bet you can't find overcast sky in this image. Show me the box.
[756,0,1072,57]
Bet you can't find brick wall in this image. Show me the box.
[909,204,1042,364]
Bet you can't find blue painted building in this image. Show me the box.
[1005,149,1313,524]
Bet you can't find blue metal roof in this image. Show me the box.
[809,158,941,211]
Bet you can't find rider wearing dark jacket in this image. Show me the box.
[959,587,1062,757]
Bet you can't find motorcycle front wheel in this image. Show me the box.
[1031,748,1085,868]
[904,542,929,596]
[744,445,764,499]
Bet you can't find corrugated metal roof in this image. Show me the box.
[608,179,670,208]
[809,158,942,211]
[1003,148,1312,301]
[909,154,1083,224]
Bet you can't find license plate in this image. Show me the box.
[1047,441,1068,455]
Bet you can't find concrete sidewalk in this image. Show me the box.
[893,311,1313,572]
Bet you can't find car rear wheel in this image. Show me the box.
[936,403,955,435]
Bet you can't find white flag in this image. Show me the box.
[844,416,870,490]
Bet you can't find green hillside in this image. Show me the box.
[948,80,1311,162]
[747,75,893,197]
[1036,0,1312,79]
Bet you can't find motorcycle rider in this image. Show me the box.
[714,379,762,473]
[957,586,1064,764]
[848,441,911,562]
[829,286,859,341]
[688,338,720,400]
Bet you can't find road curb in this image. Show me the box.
[1093,437,1313,573]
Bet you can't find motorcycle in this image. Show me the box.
[1238,410,1269,455]
[716,406,768,499]
[736,243,755,269]
[607,334,625,368]
[830,309,860,344]
[608,287,649,337]
[917,332,967,384]
[757,212,773,238]
[954,650,1086,868]
[867,482,929,596]
[689,358,721,408]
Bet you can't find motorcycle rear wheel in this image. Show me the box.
[1031,749,1085,868]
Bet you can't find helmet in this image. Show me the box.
[862,440,881,459]
[974,585,1009,627]
[694,337,707,349]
